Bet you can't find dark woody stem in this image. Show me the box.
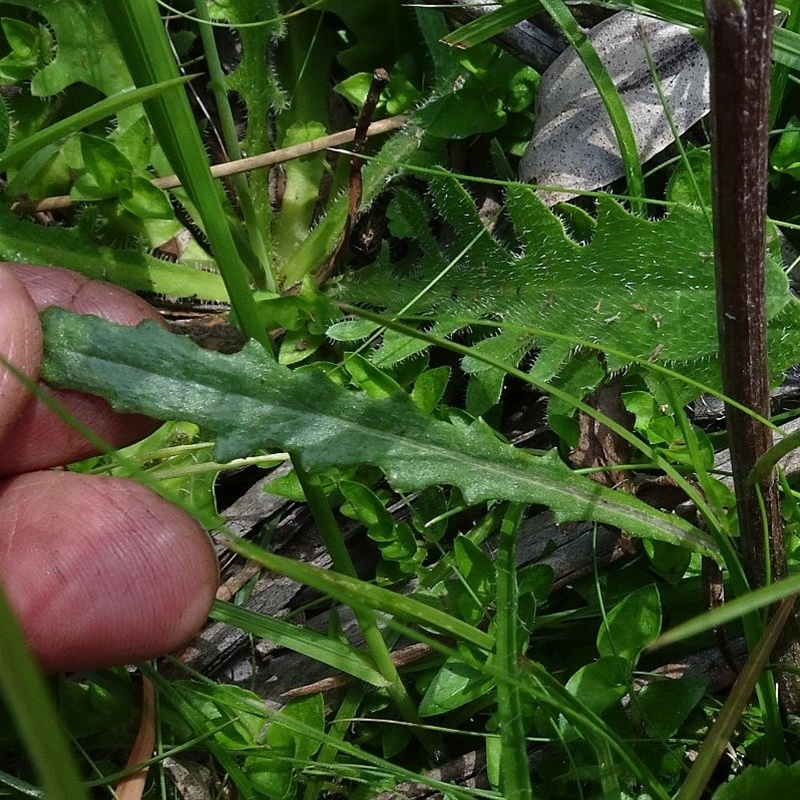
[704,0,781,591]
[703,0,800,713]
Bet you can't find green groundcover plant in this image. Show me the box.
[6,1,800,798]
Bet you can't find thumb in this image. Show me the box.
[0,471,219,672]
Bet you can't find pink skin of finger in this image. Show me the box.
[0,471,219,672]
[0,264,219,672]
[0,263,162,475]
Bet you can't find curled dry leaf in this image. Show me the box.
[519,11,709,204]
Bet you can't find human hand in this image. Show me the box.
[0,263,219,673]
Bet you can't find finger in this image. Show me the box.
[0,470,219,673]
[0,264,163,475]
[0,265,42,443]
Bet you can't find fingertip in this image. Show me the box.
[0,471,219,673]
[0,264,43,444]
[6,263,161,325]
[1,263,165,473]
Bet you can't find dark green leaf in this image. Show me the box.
[40,309,719,559]
[418,657,494,717]
[711,760,800,799]
[637,674,707,740]
[565,655,629,718]
[597,584,662,666]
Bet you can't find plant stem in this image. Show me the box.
[290,456,442,759]
[495,503,534,800]
[703,0,800,714]
[192,0,274,291]
[101,0,273,353]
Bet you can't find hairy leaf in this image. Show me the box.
[5,0,130,97]
[40,308,718,558]
[0,206,227,300]
[336,178,796,392]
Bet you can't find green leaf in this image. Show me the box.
[340,480,394,534]
[771,115,800,179]
[333,72,375,107]
[326,318,380,342]
[111,114,153,166]
[418,657,494,716]
[416,82,506,138]
[245,694,325,796]
[0,205,227,300]
[0,75,193,174]
[0,17,51,82]
[6,0,130,98]
[565,655,629,719]
[339,177,797,393]
[454,536,495,604]
[711,760,800,799]
[410,366,450,413]
[79,133,131,192]
[597,584,661,666]
[637,674,707,740]
[643,539,692,584]
[119,175,175,220]
[441,0,539,49]
[210,601,388,688]
[344,353,404,398]
[40,309,720,560]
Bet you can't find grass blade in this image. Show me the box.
[538,0,645,211]
[0,585,88,800]
[494,503,534,800]
[99,0,272,351]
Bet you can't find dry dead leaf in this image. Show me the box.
[519,11,709,204]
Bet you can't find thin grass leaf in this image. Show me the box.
[620,0,800,70]
[192,0,272,283]
[442,0,541,48]
[652,574,800,649]
[211,536,495,653]
[518,658,671,800]
[209,601,390,688]
[494,503,534,800]
[0,585,88,800]
[99,0,271,351]
[676,596,797,800]
[537,0,645,211]
[0,76,192,172]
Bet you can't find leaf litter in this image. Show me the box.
[519,11,710,204]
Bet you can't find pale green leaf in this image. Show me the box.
[338,178,796,391]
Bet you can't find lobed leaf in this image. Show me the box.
[338,178,797,390]
[40,308,719,559]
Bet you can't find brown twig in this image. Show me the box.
[9,115,408,215]
[315,68,390,289]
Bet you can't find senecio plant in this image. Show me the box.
[6,0,800,798]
